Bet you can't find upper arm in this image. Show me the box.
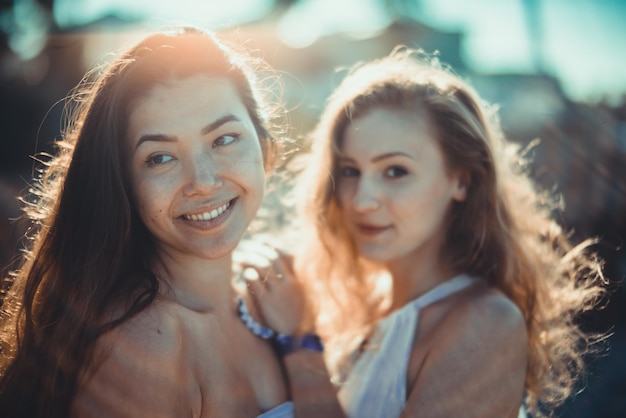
[71,311,198,418]
[402,291,528,418]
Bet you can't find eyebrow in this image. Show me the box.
[338,151,415,163]
[134,114,242,150]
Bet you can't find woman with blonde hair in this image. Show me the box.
[248,47,606,418]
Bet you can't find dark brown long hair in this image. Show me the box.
[0,26,282,417]
[295,47,605,416]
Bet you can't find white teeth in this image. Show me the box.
[183,201,230,221]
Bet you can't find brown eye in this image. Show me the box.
[339,166,359,177]
[146,154,174,166]
[385,166,408,178]
[213,134,239,148]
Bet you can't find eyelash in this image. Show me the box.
[145,154,174,167]
[385,166,408,178]
[143,133,241,167]
[213,133,240,148]
[339,165,409,179]
[339,166,360,177]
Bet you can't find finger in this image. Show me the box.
[240,264,274,287]
[242,266,260,281]
[265,266,286,287]
[242,256,289,286]
[245,270,268,297]
[268,254,297,286]
[275,247,294,261]
[271,248,294,271]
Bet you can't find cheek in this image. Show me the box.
[411,184,456,222]
[249,170,265,202]
[234,148,266,189]
[391,183,438,217]
[335,181,353,209]
[220,157,266,219]
[132,180,168,222]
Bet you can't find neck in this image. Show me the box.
[154,251,236,312]
[385,241,453,311]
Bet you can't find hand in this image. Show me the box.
[234,239,313,336]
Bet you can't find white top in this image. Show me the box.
[337,274,526,418]
[257,401,293,418]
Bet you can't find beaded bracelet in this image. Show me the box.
[237,297,277,339]
[237,297,324,357]
[274,333,324,358]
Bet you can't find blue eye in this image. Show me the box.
[213,134,239,148]
[339,166,360,177]
[146,154,174,166]
[385,166,408,178]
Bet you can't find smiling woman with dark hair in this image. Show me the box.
[0,26,342,418]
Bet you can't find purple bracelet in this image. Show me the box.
[274,333,324,357]
[237,297,277,339]
[237,297,323,357]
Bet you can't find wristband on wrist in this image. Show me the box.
[236,297,323,357]
[274,333,324,357]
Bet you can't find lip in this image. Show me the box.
[354,222,391,237]
[178,198,237,230]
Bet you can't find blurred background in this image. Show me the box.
[0,0,624,416]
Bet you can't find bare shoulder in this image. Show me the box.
[404,284,528,418]
[90,298,186,369]
[429,284,529,368]
[72,301,198,418]
[105,299,184,354]
[444,285,527,346]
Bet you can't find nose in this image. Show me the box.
[182,154,223,197]
[351,176,380,213]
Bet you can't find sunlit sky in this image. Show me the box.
[52,0,626,103]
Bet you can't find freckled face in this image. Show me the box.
[127,75,266,262]
[336,107,467,266]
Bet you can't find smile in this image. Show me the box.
[182,201,231,221]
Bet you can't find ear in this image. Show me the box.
[452,172,469,202]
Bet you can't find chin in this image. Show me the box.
[205,240,242,259]
[359,250,391,264]
[187,235,243,260]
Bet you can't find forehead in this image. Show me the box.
[341,107,439,159]
[127,75,250,142]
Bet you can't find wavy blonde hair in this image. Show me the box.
[292,47,606,416]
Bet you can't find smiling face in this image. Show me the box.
[127,75,266,262]
[336,106,467,267]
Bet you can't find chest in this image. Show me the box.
[340,299,455,406]
[182,311,288,417]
